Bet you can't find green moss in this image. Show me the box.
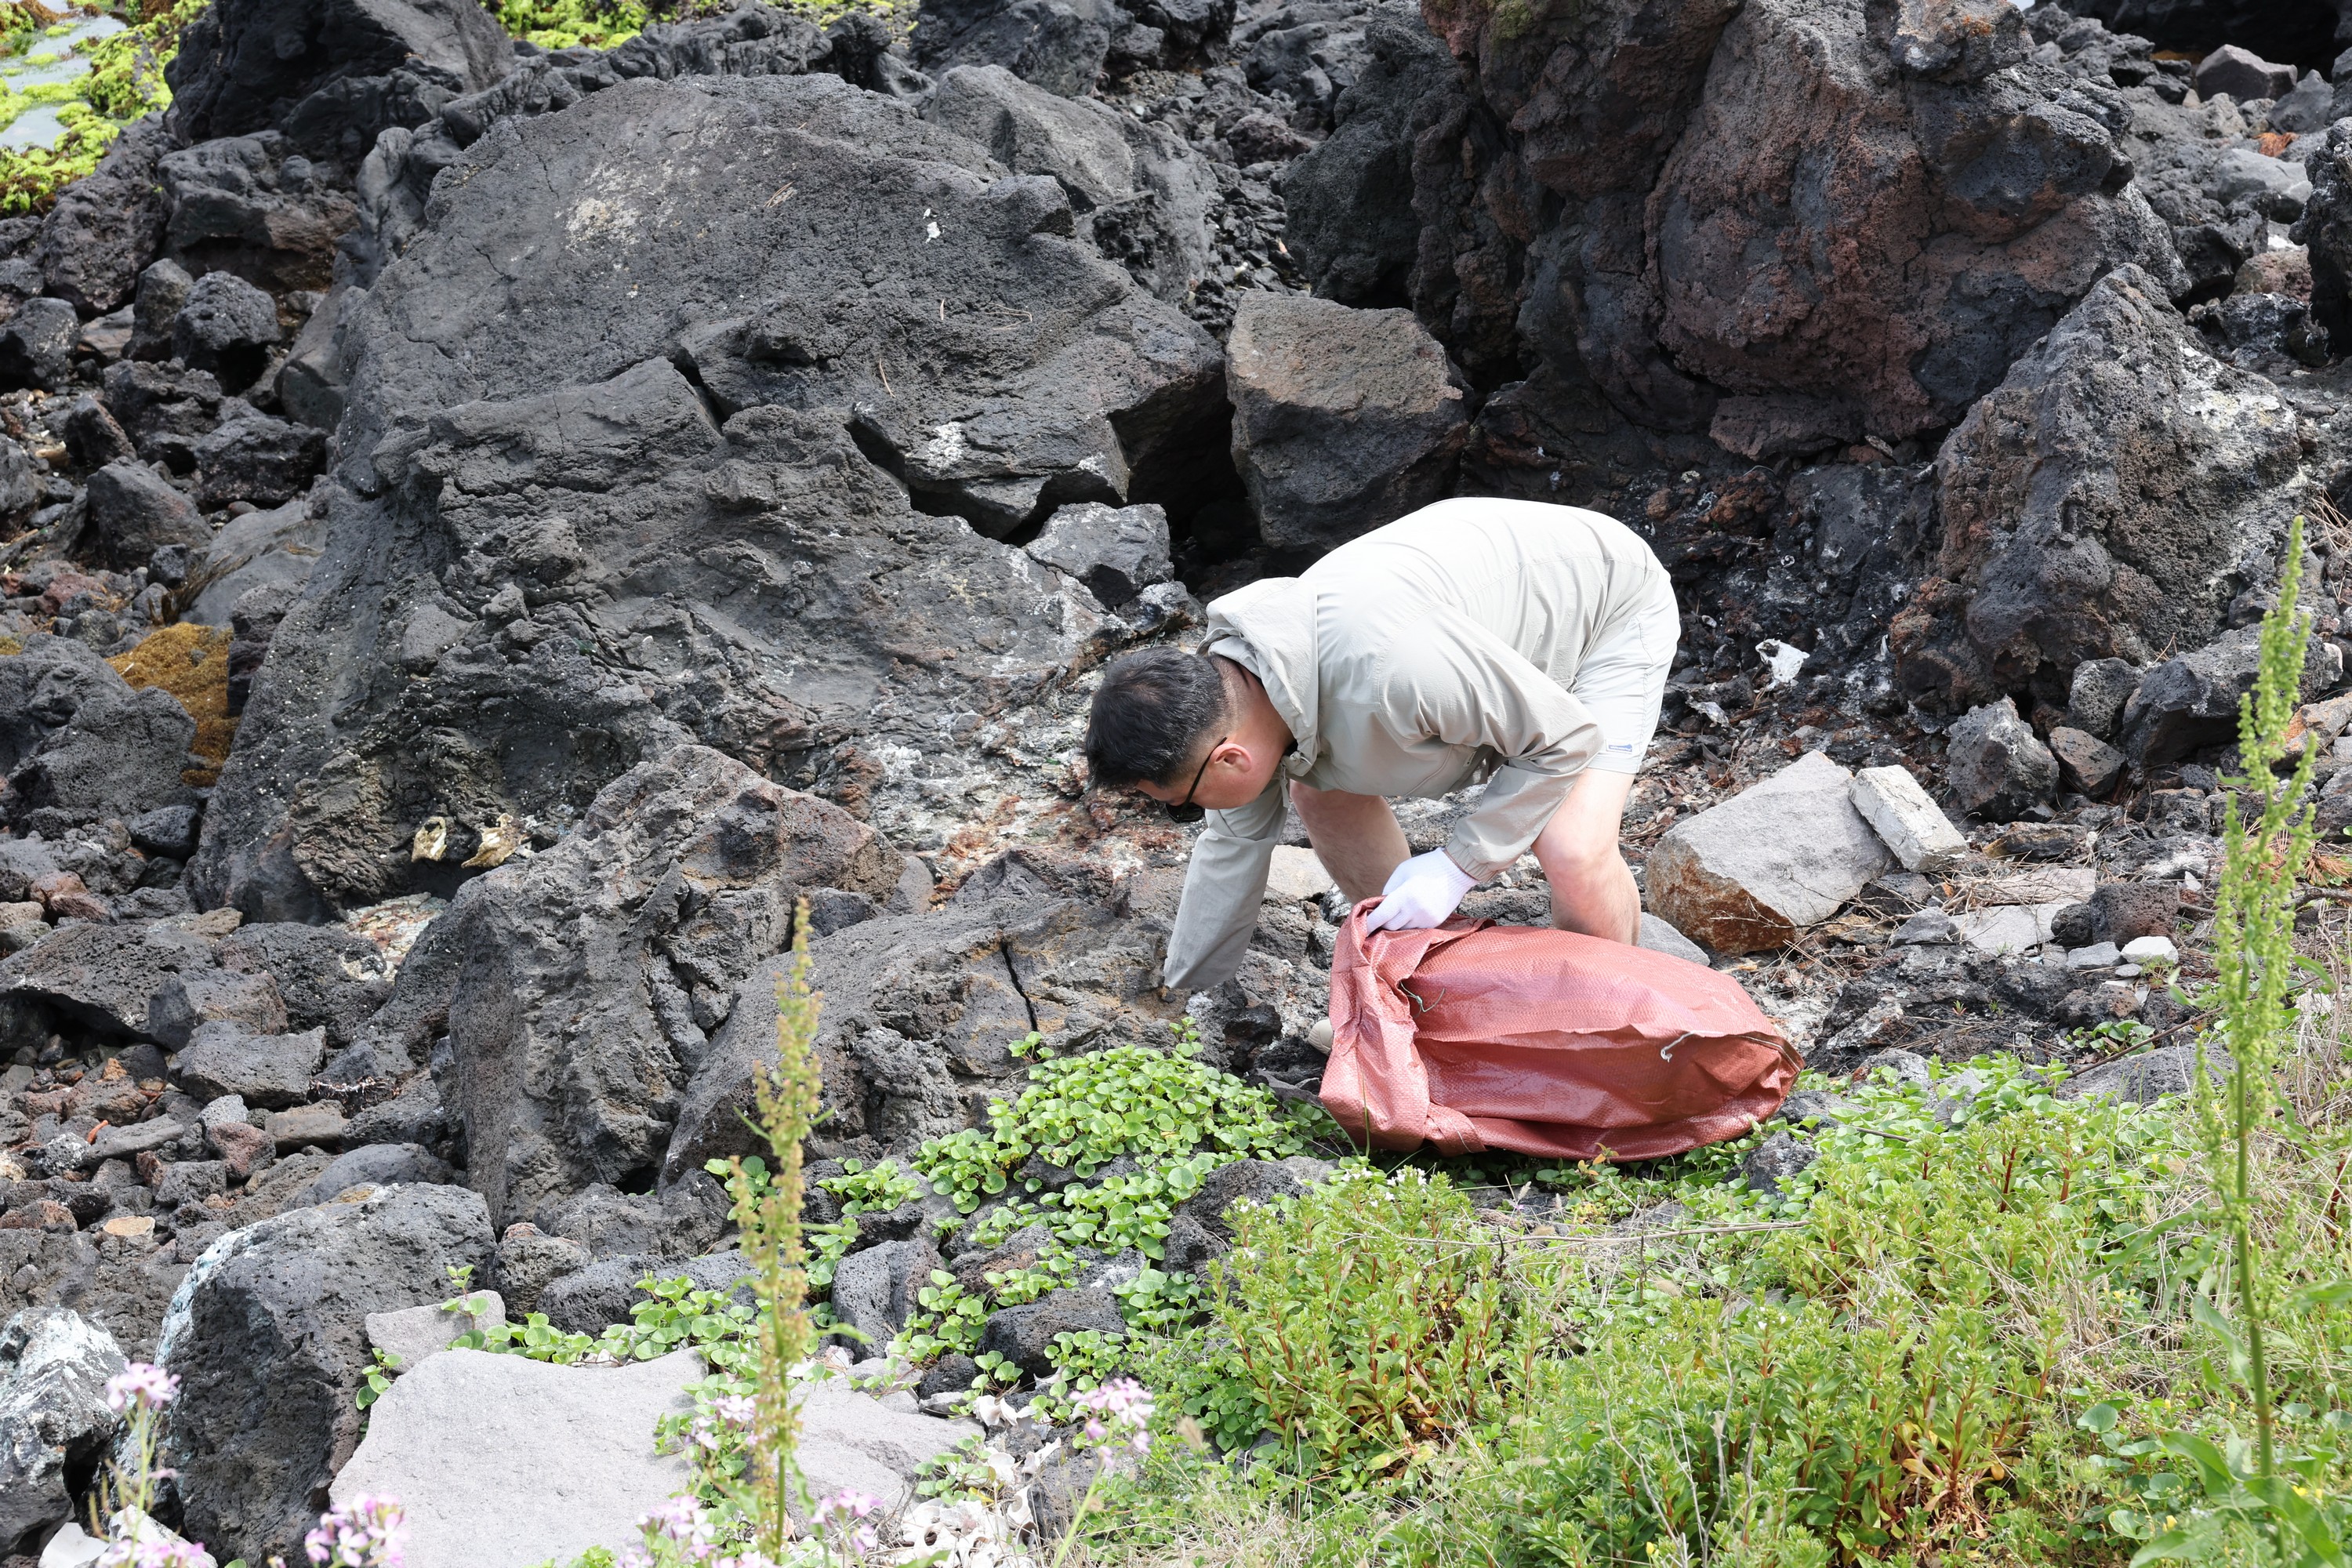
[0,0,199,216]
[497,0,913,50]
[495,0,650,50]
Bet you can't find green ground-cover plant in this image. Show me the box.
[1087,1040,2352,1567]
[495,0,651,49]
[872,1028,1335,1371]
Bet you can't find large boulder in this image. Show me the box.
[217,922,393,1047]
[1283,17,1457,307]
[661,855,1179,1184]
[156,1183,495,1564]
[165,0,511,156]
[82,460,212,572]
[158,133,364,292]
[1893,267,2319,712]
[346,5,839,283]
[433,746,902,1228]
[192,71,1221,922]
[1226,292,1468,550]
[918,64,1217,304]
[1395,0,2182,448]
[33,116,171,315]
[912,0,1129,96]
[2,682,199,833]
[173,1023,326,1109]
[0,638,135,775]
[0,922,218,1044]
[1646,751,1893,953]
[0,1308,126,1557]
[1648,0,2183,454]
[330,1354,973,1568]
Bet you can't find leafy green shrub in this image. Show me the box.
[1164,1167,1528,1485]
[1102,1057,2242,1567]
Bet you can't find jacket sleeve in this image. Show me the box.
[1160,775,1287,993]
[1385,611,1605,881]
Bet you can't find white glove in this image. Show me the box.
[1363,849,1477,933]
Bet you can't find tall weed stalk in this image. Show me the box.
[2199,516,2318,1480]
[2147,516,2336,1563]
[724,902,825,1558]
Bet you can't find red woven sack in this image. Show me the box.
[1319,903,1800,1161]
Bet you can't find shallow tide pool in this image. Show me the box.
[0,8,126,150]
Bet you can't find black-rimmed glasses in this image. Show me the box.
[1163,735,1228,823]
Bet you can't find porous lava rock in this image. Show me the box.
[430,745,902,1228]
[1225,291,1467,550]
[917,63,1218,306]
[2298,119,2352,356]
[662,853,1181,1185]
[1893,267,2318,712]
[82,461,210,572]
[33,117,170,317]
[156,1184,495,1564]
[1387,0,2183,456]
[193,71,1221,922]
[164,0,512,154]
[1945,697,2059,820]
[1650,0,2184,454]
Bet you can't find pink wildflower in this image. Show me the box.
[302,1494,405,1567]
[811,1488,882,1523]
[1072,1377,1156,1455]
[104,1363,180,1414]
[95,1533,216,1568]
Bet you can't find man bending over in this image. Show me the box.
[1085,497,1680,993]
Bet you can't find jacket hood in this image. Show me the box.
[1203,575,1319,769]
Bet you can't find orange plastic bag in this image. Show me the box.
[1319,903,1800,1161]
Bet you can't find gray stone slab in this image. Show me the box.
[1646,751,1893,953]
[329,1348,702,1568]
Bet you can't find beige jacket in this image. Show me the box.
[1162,498,1671,992]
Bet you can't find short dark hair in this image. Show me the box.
[1085,648,1232,788]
